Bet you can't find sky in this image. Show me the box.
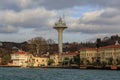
[0,0,120,43]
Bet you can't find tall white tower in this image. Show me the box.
[53,18,67,53]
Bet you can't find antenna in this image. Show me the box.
[63,13,66,23]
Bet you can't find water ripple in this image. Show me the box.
[0,68,120,80]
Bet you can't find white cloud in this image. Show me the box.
[0,25,18,33]
[0,8,57,33]
[67,8,120,34]
[81,10,104,22]
[19,0,32,8]
[0,0,120,42]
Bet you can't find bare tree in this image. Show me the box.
[28,37,47,55]
[47,39,55,53]
[47,39,55,45]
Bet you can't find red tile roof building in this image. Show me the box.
[59,52,79,63]
[80,48,97,65]
[80,44,120,65]
[11,50,33,67]
[98,45,120,65]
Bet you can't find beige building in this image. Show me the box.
[49,54,59,66]
[32,56,48,67]
[98,45,120,65]
[59,52,79,63]
[11,50,49,67]
[80,48,97,65]
[11,50,33,67]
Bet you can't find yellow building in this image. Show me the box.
[32,56,48,67]
[59,52,79,63]
[49,54,59,66]
[80,48,97,65]
[98,45,120,65]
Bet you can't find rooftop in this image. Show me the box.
[14,50,28,54]
[80,48,97,51]
[99,45,120,49]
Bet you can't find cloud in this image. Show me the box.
[0,0,120,10]
[0,0,120,42]
[0,25,18,33]
[67,8,120,34]
[31,0,120,10]
[0,1,120,34]
[0,8,57,33]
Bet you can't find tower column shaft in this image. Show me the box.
[58,29,63,53]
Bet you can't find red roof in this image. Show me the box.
[80,48,97,51]
[15,51,27,54]
[60,52,79,56]
[99,45,120,50]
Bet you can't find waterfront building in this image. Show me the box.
[79,41,120,66]
[80,48,97,65]
[49,54,59,66]
[32,56,48,67]
[98,44,120,65]
[11,50,33,67]
[59,52,79,64]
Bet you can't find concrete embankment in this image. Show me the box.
[1,65,120,70]
[0,65,20,67]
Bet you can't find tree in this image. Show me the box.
[116,58,120,65]
[96,38,102,48]
[47,39,55,53]
[62,57,70,66]
[48,59,54,65]
[108,57,113,65]
[73,55,80,65]
[1,54,11,65]
[28,37,47,55]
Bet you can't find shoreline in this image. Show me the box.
[0,65,120,70]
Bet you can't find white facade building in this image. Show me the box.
[11,50,33,67]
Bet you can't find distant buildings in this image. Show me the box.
[32,56,48,67]
[9,41,120,68]
[11,50,33,67]
[11,50,49,67]
[80,43,120,66]
[11,51,32,66]
[10,49,79,67]
[59,52,79,63]
[49,54,59,66]
[98,44,120,65]
[80,48,97,65]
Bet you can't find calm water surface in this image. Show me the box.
[0,68,120,80]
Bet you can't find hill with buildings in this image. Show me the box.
[0,34,120,65]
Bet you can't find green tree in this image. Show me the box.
[101,61,107,67]
[1,54,10,65]
[116,58,120,65]
[108,57,113,65]
[48,59,54,65]
[73,55,80,65]
[62,57,70,66]
[96,38,102,48]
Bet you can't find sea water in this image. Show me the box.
[0,68,120,80]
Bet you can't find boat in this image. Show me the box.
[111,65,117,70]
